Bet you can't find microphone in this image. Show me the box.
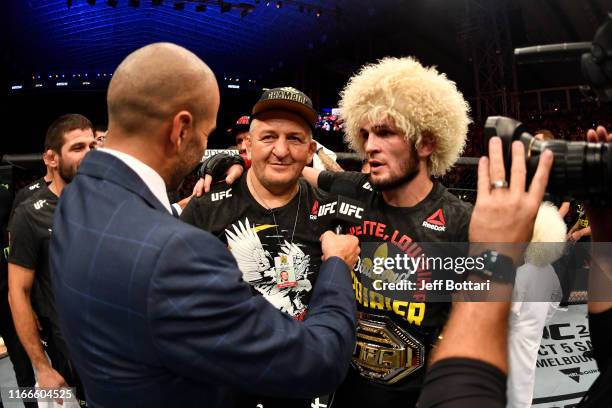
[314,195,365,234]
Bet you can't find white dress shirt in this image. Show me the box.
[98,148,173,214]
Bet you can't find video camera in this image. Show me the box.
[484,14,612,203]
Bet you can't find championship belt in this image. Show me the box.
[352,312,425,385]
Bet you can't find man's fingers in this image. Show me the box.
[528,149,554,201]
[192,178,205,197]
[225,164,243,185]
[510,141,526,195]
[476,156,490,199]
[596,126,608,141]
[203,174,213,193]
[488,137,506,187]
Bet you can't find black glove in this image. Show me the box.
[197,153,245,182]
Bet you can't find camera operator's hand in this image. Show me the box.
[469,137,553,264]
[585,126,612,242]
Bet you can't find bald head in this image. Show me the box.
[107,42,219,135]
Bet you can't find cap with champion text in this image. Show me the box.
[251,87,318,129]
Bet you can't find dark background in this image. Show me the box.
[1,0,611,155]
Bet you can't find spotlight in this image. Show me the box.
[265,1,270,6]
[128,0,140,7]
[195,3,206,12]
[87,0,96,5]
[173,1,184,10]
[106,0,118,7]
[275,1,282,8]
[315,8,321,17]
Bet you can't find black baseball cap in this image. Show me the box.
[251,87,318,130]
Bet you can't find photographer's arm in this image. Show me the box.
[419,138,553,408]
[585,126,612,315]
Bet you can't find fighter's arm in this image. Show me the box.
[7,263,67,390]
[7,208,68,389]
[315,148,344,172]
[302,166,322,188]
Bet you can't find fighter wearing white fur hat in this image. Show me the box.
[302,56,473,407]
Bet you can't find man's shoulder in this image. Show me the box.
[15,187,52,216]
[299,178,332,202]
[12,178,45,206]
[319,171,374,198]
[436,183,473,214]
[23,177,46,193]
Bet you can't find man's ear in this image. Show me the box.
[417,131,436,159]
[169,111,194,150]
[45,149,59,169]
[307,139,317,163]
[245,133,253,159]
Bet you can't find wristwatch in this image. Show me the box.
[472,250,516,284]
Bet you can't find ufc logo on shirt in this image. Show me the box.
[34,199,47,210]
[211,189,232,202]
[317,202,337,216]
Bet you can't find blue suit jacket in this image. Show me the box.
[50,151,356,407]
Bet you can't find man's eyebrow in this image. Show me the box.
[371,124,392,132]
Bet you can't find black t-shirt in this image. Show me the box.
[8,187,59,324]
[318,171,473,396]
[181,174,333,320]
[8,177,50,230]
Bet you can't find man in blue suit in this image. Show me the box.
[50,42,360,408]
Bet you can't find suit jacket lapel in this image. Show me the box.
[78,150,169,213]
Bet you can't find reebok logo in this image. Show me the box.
[33,199,46,210]
[559,367,598,383]
[311,201,319,215]
[422,209,446,232]
[310,201,320,220]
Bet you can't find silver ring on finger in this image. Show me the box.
[490,179,508,190]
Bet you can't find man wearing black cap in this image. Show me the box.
[230,115,250,155]
[181,87,336,408]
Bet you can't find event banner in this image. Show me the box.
[201,149,239,161]
[532,304,598,407]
